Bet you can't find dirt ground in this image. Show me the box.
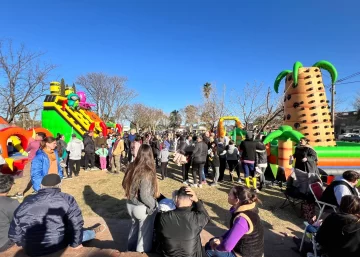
[8,161,305,256]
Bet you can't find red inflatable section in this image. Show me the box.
[0,127,29,158]
[116,124,122,134]
[100,122,107,137]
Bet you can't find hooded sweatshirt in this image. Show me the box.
[66,138,84,160]
[227,145,239,161]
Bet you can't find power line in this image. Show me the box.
[336,80,360,85]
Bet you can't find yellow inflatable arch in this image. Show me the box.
[217,116,243,138]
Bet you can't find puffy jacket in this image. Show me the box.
[192,141,208,163]
[8,188,84,257]
[240,140,258,161]
[151,140,160,156]
[83,134,95,153]
[155,201,210,257]
[226,145,239,161]
[66,138,84,160]
[316,212,360,257]
[30,150,63,192]
[255,142,267,167]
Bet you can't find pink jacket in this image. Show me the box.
[26,139,42,161]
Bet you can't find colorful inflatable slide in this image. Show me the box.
[42,82,122,142]
[266,60,360,178]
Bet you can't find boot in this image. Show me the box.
[252,177,259,192]
[245,177,251,188]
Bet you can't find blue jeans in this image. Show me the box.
[82,230,96,242]
[205,242,236,257]
[242,162,255,177]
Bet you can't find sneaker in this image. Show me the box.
[254,189,260,193]
[60,162,67,168]
[102,169,107,171]
[201,180,207,185]
[198,184,203,188]
[67,176,73,179]
[92,224,107,236]
[183,181,189,185]
[91,167,98,171]
[191,184,198,188]
[10,193,23,199]
[237,179,241,183]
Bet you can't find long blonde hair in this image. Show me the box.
[122,144,159,199]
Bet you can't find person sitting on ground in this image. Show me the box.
[8,174,106,257]
[0,175,19,253]
[155,186,210,257]
[205,185,264,257]
[31,137,63,192]
[316,195,360,257]
[321,170,360,207]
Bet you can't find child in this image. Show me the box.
[159,143,169,180]
[95,144,108,171]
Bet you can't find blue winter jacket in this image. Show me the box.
[8,188,84,257]
[31,150,63,192]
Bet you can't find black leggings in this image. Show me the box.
[182,164,189,182]
[227,160,240,177]
[192,162,205,185]
[161,162,168,179]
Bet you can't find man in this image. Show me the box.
[94,132,106,150]
[8,174,106,257]
[83,131,97,171]
[14,132,46,198]
[128,129,136,162]
[0,175,19,253]
[66,134,84,177]
[321,170,360,206]
[110,133,124,175]
[155,186,210,257]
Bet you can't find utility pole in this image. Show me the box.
[331,83,335,128]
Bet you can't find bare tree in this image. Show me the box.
[230,82,282,133]
[123,103,150,132]
[354,92,360,120]
[0,39,56,123]
[76,72,137,122]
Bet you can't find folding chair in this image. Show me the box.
[309,182,337,222]
[280,187,308,217]
[299,221,319,257]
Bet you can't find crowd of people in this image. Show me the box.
[0,128,359,257]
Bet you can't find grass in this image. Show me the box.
[9,160,304,235]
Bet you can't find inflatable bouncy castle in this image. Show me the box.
[42,82,122,142]
[266,61,360,177]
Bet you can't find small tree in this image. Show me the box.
[183,104,199,132]
[169,110,182,129]
[60,78,66,96]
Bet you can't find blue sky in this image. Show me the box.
[1,0,360,113]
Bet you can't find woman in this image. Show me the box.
[291,137,319,174]
[130,135,142,161]
[176,136,188,182]
[205,185,264,257]
[209,144,220,186]
[31,137,63,193]
[255,137,268,191]
[150,136,160,168]
[226,140,240,182]
[191,135,208,188]
[122,144,159,253]
[316,195,360,257]
[56,134,68,168]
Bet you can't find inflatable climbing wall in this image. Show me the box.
[283,67,336,147]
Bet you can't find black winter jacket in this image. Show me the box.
[83,134,95,153]
[177,140,187,155]
[192,141,208,164]
[316,212,360,257]
[8,188,84,257]
[151,139,160,156]
[155,201,210,257]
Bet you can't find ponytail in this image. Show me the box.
[232,185,261,205]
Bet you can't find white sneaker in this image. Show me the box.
[237,179,241,183]
[254,189,260,193]
[191,184,198,188]
[183,181,189,185]
[198,184,202,188]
